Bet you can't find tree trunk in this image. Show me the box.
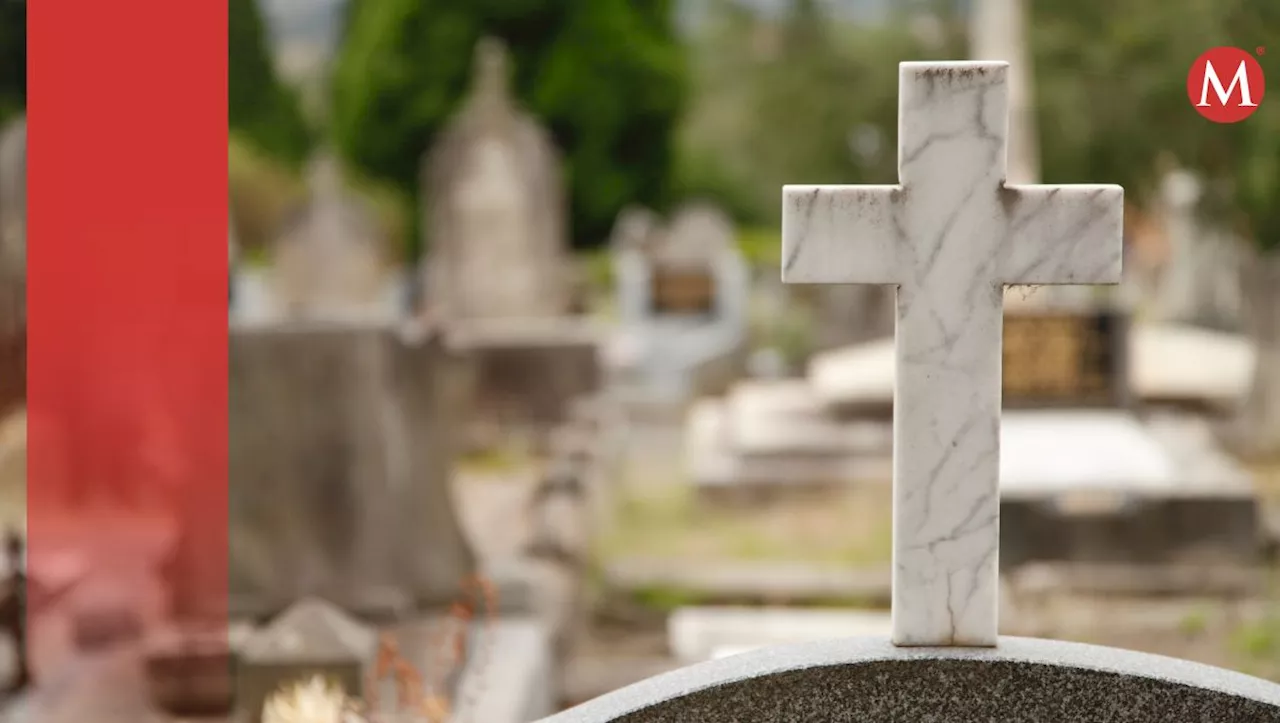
[1227,248,1280,459]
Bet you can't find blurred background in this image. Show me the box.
[2,0,1280,720]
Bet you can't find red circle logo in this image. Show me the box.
[1188,47,1265,123]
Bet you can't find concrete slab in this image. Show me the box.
[669,607,892,663]
[809,323,1253,411]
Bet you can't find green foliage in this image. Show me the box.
[229,0,312,165]
[679,0,931,226]
[737,228,782,268]
[330,0,688,253]
[0,0,25,124]
[228,134,307,257]
[1032,0,1280,250]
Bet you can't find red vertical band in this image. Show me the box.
[27,0,228,672]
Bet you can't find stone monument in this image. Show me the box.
[237,597,377,723]
[1151,166,1243,329]
[422,37,570,321]
[611,203,749,402]
[229,321,476,619]
[534,61,1280,723]
[0,117,25,415]
[270,153,396,321]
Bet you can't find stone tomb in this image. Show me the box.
[692,303,1260,571]
[687,381,891,504]
[688,307,1125,499]
[811,318,1252,413]
[1001,411,1259,569]
[419,38,603,448]
[237,597,378,723]
[229,320,475,618]
[537,61,1280,723]
[611,203,750,403]
[451,319,605,451]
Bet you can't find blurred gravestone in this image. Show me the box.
[270,154,397,322]
[0,117,25,416]
[611,203,749,402]
[421,38,599,446]
[422,37,570,321]
[1151,168,1243,330]
[229,322,476,618]
[237,597,377,723]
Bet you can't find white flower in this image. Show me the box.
[262,676,366,723]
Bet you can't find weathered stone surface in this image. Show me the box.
[269,154,396,321]
[237,598,377,723]
[0,117,25,417]
[1001,495,1259,569]
[451,320,603,441]
[229,322,476,616]
[422,38,569,321]
[538,637,1280,722]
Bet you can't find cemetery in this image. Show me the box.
[4,0,1280,720]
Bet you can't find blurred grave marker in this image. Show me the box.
[422,37,570,322]
[610,203,750,402]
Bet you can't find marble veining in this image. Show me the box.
[780,61,1124,647]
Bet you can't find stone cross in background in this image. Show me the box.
[781,62,1124,646]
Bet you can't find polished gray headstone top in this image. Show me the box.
[539,636,1280,723]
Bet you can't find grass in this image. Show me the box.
[738,227,783,267]
[599,480,893,568]
[1228,611,1280,680]
[1179,607,1211,637]
[456,443,535,475]
[228,133,306,257]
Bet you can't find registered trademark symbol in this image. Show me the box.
[1258,46,1267,56]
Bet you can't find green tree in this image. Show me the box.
[1031,0,1280,455]
[330,0,687,251]
[680,0,933,226]
[0,0,25,124]
[229,0,311,165]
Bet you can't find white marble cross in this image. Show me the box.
[781,62,1123,647]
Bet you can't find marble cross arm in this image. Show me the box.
[997,184,1125,286]
[781,185,906,284]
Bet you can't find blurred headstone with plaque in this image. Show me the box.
[651,267,716,316]
[1002,310,1128,409]
[610,203,750,400]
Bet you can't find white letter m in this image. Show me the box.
[1198,60,1258,107]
